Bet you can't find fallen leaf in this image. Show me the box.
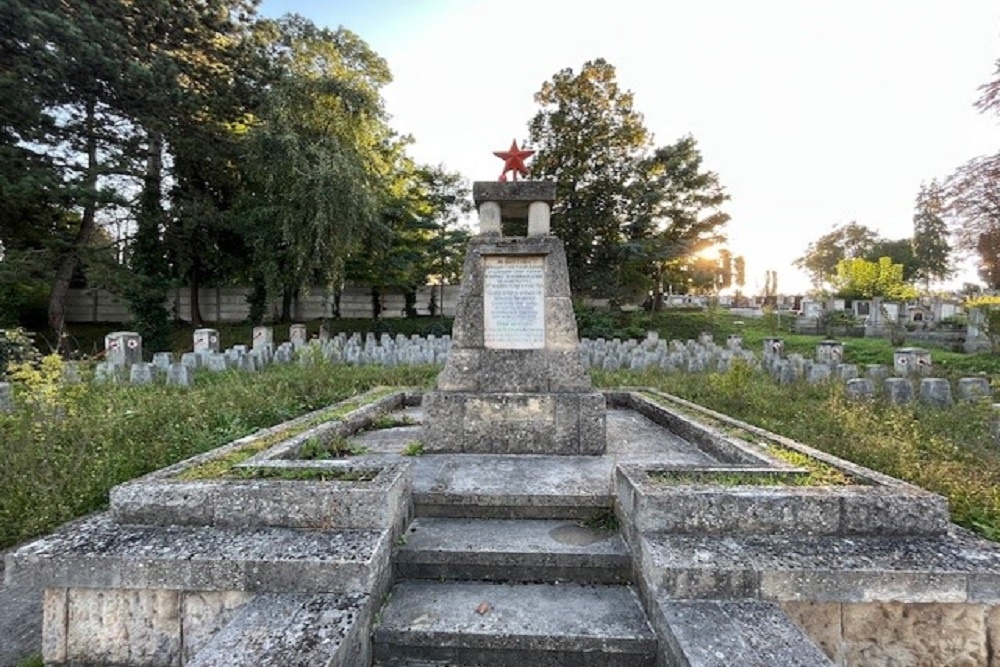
[475,601,491,615]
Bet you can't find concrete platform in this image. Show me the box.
[396,518,631,584]
[189,593,372,667]
[638,528,1000,602]
[372,580,656,666]
[6,513,390,594]
[654,599,833,666]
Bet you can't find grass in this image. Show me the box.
[0,360,437,550]
[596,362,1000,539]
[173,387,394,480]
[401,441,424,456]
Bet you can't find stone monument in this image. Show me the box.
[422,144,606,454]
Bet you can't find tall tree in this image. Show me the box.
[238,16,394,321]
[864,238,918,283]
[793,222,879,289]
[733,255,746,296]
[632,136,729,309]
[911,180,952,288]
[528,59,651,299]
[945,154,1000,289]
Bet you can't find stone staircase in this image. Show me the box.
[373,492,657,666]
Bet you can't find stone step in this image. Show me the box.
[410,454,612,519]
[653,598,833,666]
[637,529,1000,603]
[396,518,632,584]
[188,593,373,666]
[372,580,657,666]
[5,513,389,594]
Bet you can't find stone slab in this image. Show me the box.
[638,530,1000,602]
[6,513,390,595]
[422,391,606,455]
[189,593,372,667]
[615,463,951,537]
[373,580,655,666]
[409,454,612,519]
[110,461,411,531]
[655,598,833,666]
[396,518,631,584]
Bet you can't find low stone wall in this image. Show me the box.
[783,601,1000,666]
[63,285,461,323]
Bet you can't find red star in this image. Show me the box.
[493,139,534,182]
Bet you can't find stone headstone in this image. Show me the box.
[763,338,784,364]
[805,362,831,385]
[0,382,12,413]
[726,334,743,351]
[152,352,173,372]
[193,328,220,354]
[957,377,992,402]
[837,363,859,380]
[815,340,844,366]
[866,364,888,381]
[204,353,228,372]
[919,378,953,407]
[129,362,155,385]
[884,377,914,405]
[181,352,200,369]
[252,327,273,352]
[165,363,193,387]
[94,361,120,384]
[105,331,142,367]
[894,347,931,376]
[845,378,876,401]
[289,324,308,347]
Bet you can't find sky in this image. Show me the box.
[259,0,1000,294]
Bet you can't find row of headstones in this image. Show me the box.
[92,327,454,388]
[579,332,756,373]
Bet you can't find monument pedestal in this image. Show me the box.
[422,182,606,455]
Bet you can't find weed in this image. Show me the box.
[584,508,619,532]
[401,441,424,457]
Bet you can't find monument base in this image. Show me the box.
[422,391,606,455]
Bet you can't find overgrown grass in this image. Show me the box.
[596,363,1000,540]
[0,362,436,550]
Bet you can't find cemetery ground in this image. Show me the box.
[3,323,1000,554]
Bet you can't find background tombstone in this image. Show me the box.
[105,331,142,368]
[815,339,844,366]
[193,328,220,354]
[893,347,931,376]
[289,324,308,347]
[252,326,274,352]
[0,382,12,413]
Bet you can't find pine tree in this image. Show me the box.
[911,181,952,289]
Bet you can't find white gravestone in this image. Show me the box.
[483,255,545,350]
[193,329,220,353]
[105,331,142,367]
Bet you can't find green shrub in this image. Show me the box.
[0,328,41,378]
[0,362,436,549]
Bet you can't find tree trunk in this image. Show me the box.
[281,286,293,323]
[371,286,382,320]
[189,270,203,326]
[48,98,99,352]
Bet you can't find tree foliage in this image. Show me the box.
[911,180,952,286]
[831,257,918,300]
[528,59,729,302]
[793,222,878,289]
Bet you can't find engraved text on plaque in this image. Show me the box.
[483,256,545,349]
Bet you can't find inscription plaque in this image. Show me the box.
[484,256,545,349]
